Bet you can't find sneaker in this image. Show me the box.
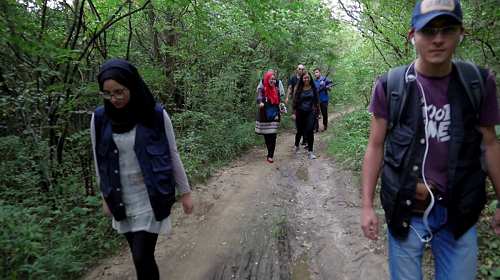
[267,157,274,163]
[308,152,316,160]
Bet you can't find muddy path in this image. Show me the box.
[83,111,388,280]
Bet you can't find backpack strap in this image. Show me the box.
[386,65,408,131]
[453,60,486,117]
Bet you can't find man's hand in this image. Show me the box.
[291,113,296,120]
[361,206,379,240]
[179,192,194,215]
[259,102,265,108]
[493,207,500,235]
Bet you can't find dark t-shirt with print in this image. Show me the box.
[369,71,500,192]
[288,75,299,92]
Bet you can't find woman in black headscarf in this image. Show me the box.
[90,59,193,280]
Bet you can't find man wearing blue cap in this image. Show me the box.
[360,0,500,279]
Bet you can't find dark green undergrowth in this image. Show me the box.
[327,108,370,171]
[0,135,122,279]
[327,109,500,279]
[173,112,261,182]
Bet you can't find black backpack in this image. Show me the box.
[385,60,487,132]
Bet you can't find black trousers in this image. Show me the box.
[320,102,328,130]
[295,110,314,152]
[124,231,160,280]
[264,133,277,158]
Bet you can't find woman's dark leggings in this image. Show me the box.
[295,110,314,152]
[124,231,159,280]
[264,133,277,158]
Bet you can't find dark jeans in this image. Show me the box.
[124,231,160,280]
[264,133,277,158]
[295,109,314,152]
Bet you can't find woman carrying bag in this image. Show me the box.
[255,70,282,163]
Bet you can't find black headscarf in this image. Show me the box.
[97,58,156,133]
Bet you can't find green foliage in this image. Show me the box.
[0,199,121,279]
[0,136,46,204]
[477,183,500,280]
[174,111,258,181]
[327,109,370,171]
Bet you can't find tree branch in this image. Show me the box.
[77,0,151,62]
[126,0,133,60]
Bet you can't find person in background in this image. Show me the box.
[313,67,333,132]
[360,1,500,279]
[255,70,282,163]
[286,64,305,104]
[91,58,194,280]
[292,71,320,160]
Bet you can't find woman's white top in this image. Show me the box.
[90,110,191,234]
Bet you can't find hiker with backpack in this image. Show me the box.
[255,70,283,163]
[91,59,194,280]
[292,71,320,160]
[313,68,333,132]
[360,1,500,279]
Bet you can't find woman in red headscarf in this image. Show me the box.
[255,70,282,163]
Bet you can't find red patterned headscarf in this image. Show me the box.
[263,71,279,105]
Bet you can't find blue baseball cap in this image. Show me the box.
[411,0,463,31]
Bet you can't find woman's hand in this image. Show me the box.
[291,113,296,120]
[179,192,194,215]
[259,102,265,108]
[102,199,112,217]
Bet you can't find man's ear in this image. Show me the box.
[459,27,465,44]
[408,29,415,46]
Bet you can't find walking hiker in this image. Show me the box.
[288,64,309,145]
[286,64,305,105]
[292,71,320,160]
[360,1,500,279]
[257,69,286,99]
[255,70,282,163]
[91,59,194,280]
[313,68,333,132]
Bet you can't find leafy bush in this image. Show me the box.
[0,198,121,279]
[0,136,47,205]
[327,109,371,171]
[174,110,259,181]
[477,183,500,280]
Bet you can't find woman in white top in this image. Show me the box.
[91,59,193,280]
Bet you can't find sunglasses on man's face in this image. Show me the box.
[419,25,461,37]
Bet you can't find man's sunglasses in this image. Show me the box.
[419,25,461,37]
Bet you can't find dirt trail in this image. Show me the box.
[83,111,388,280]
